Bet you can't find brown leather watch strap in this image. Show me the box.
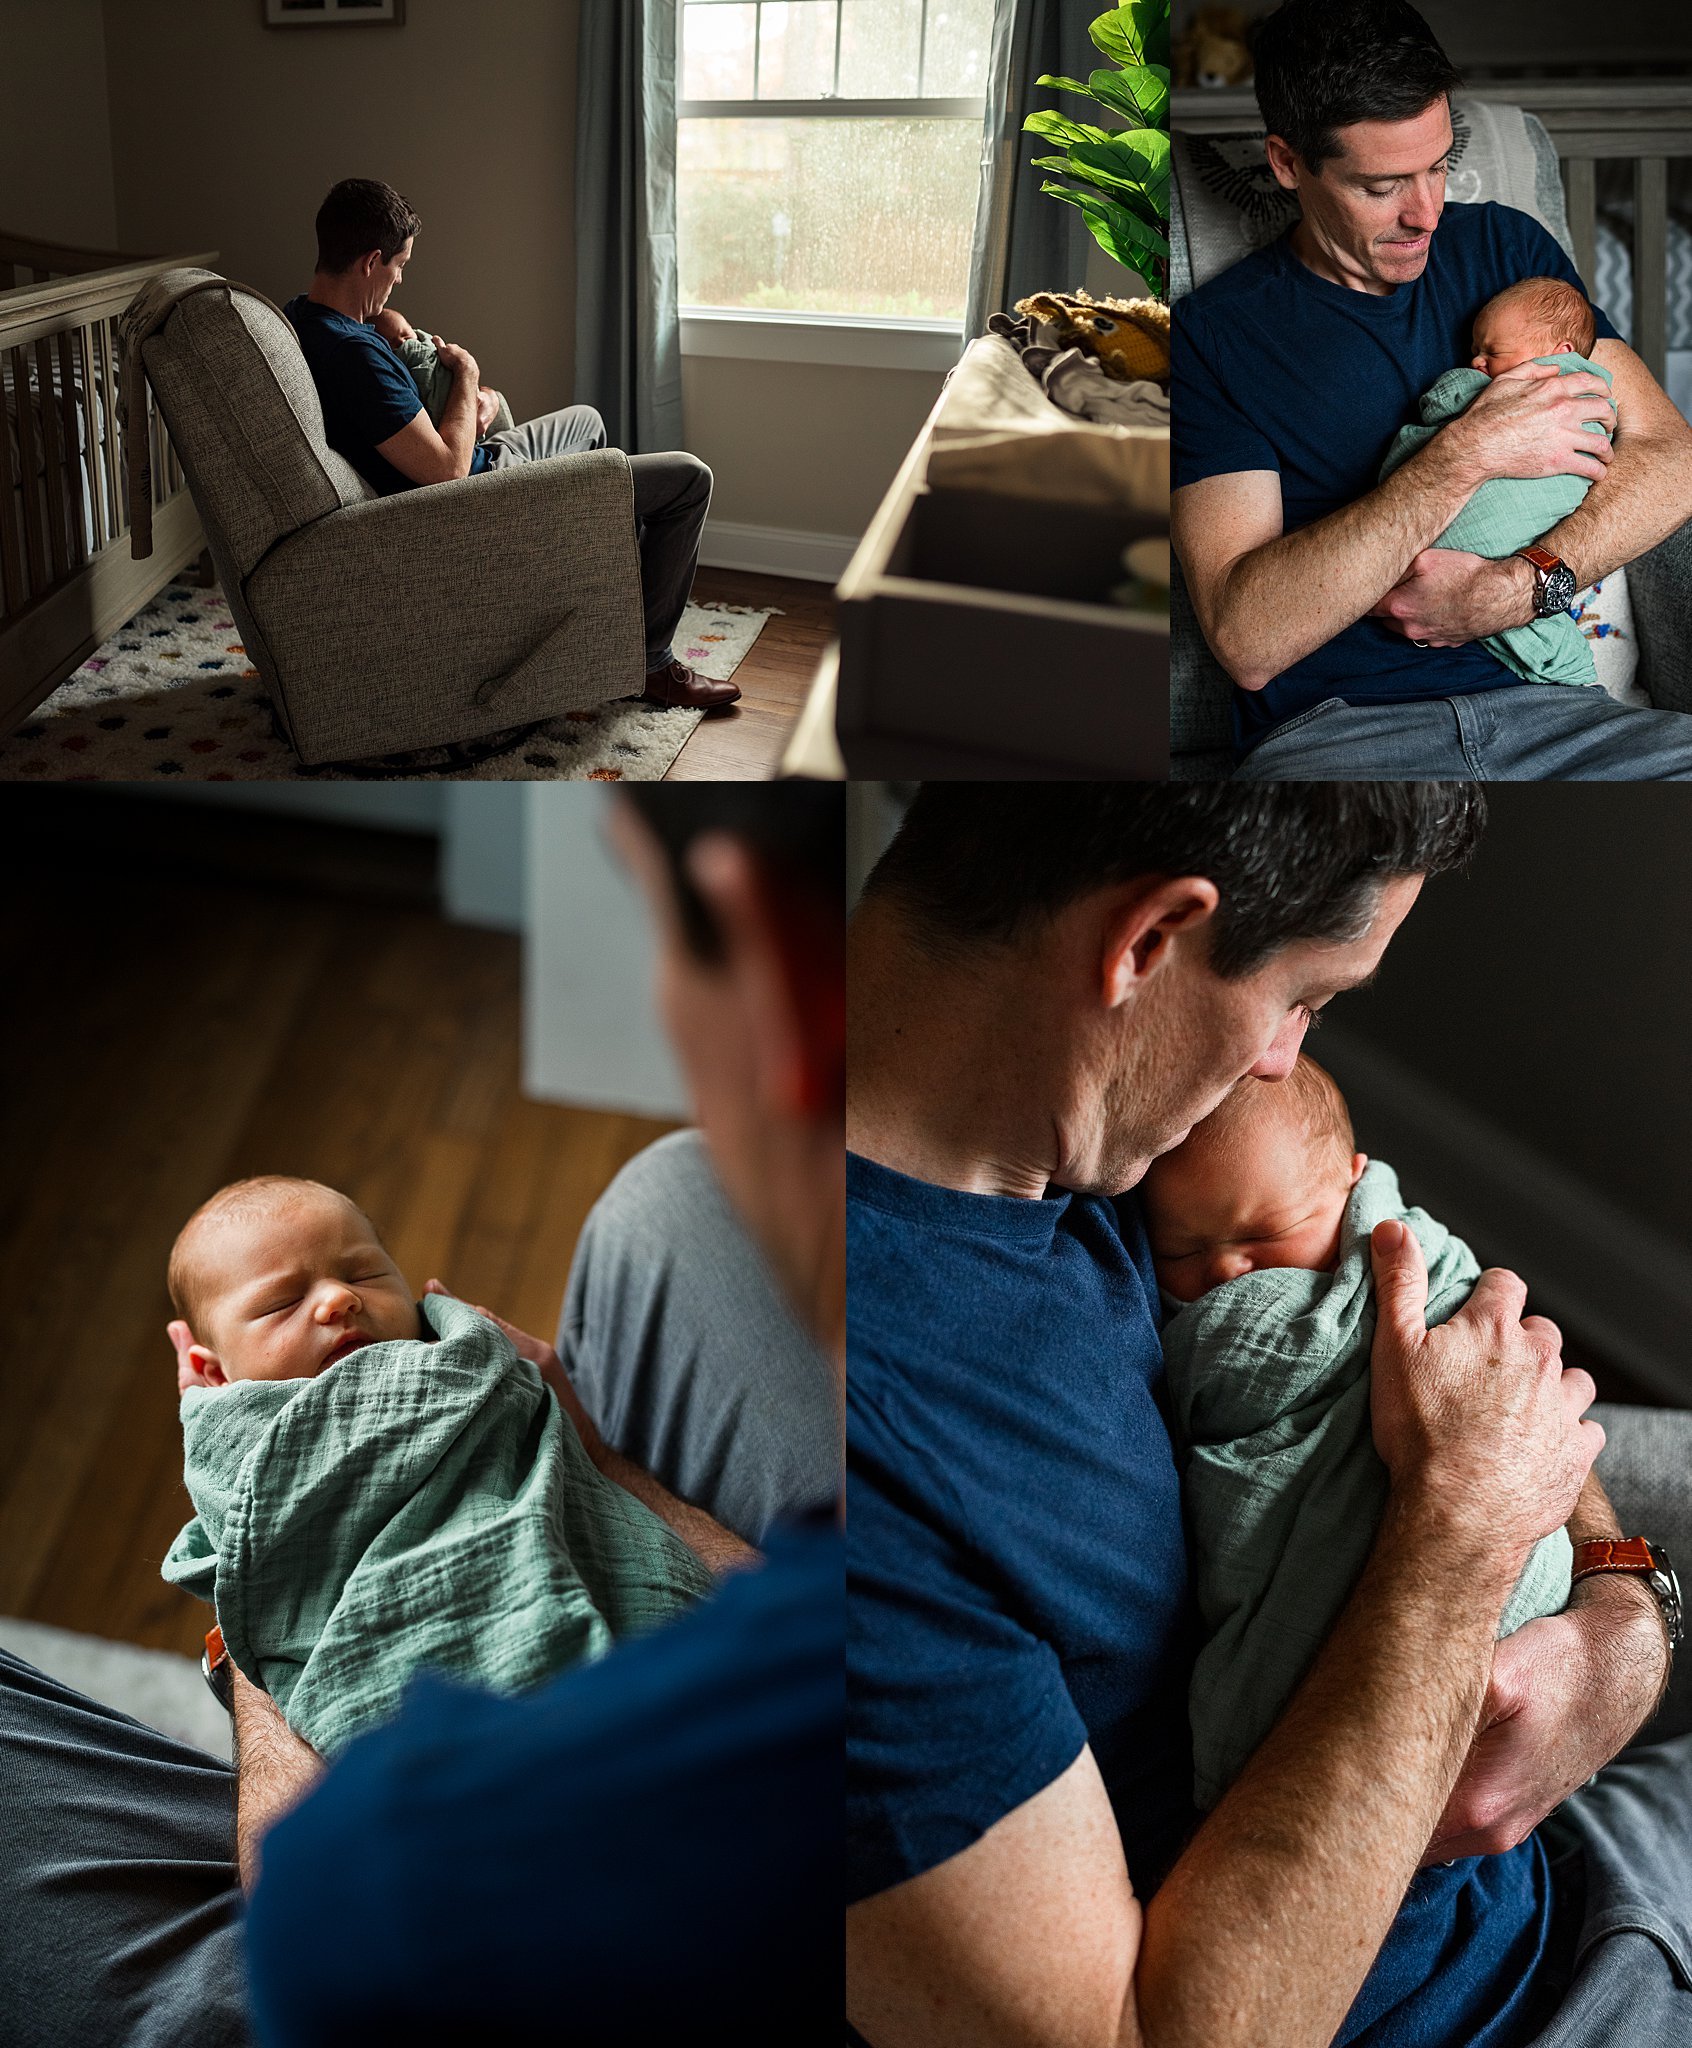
[1571,1536,1657,1581]
[205,1622,228,1672]
[1516,544,1562,574]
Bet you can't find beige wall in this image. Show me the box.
[100,0,580,424]
[683,356,943,539]
[3,0,117,251]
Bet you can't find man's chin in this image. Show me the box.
[1373,239,1431,282]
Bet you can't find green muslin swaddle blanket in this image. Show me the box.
[1162,1160,1572,1811]
[162,1291,712,1758]
[1379,353,1615,690]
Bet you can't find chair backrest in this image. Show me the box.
[136,267,374,584]
[1167,99,1574,772]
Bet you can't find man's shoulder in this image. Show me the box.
[1436,199,1563,269]
[1179,238,1287,332]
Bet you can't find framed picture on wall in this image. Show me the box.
[263,0,405,25]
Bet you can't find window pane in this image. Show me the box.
[922,0,995,96]
[682,2,756,100]
[758,2,839,99]
[679,115,981,319]
[837,0,922,98]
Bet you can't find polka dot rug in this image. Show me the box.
[0,582,776,782]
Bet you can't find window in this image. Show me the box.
[678,0,996,362]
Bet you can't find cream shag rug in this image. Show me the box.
[0,582,774,783]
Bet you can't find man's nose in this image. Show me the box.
[1399,181,1442,232]
[1249,1011,1309,1080]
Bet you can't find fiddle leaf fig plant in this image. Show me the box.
[1024,0,1172,300]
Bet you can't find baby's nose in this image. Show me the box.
[1204,1249,1255,1289]
[313,1282,361,1322]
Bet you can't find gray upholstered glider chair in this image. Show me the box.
[121,268,644,766]
[1169,100,1692,780]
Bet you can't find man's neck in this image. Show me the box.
[1288,219,1395,297]
[306,270,369,321]
[846,904,1065,1200]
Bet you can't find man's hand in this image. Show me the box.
[1422,1574,1669,1863]
[422,1280,602,1457]
[476,387,503,436]
[1370,548,1535,646]
[433,336,480,387]
[1445,361,1615,491]
[1367,1220,1602,1567]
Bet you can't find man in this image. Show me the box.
[286,178,738,713]
[1171,0,1692,778]
[0,785,843,2046]
[846,784,1691,2047]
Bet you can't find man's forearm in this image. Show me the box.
[232,1669,323,1892]
[1544,431,1692,590]
[1136,1493,1516,2048]
[438,371,481,477]
[591,1442,759,1576]
[1186,435,1483,691]
[1564,1465,1672,1721]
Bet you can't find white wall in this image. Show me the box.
[522,788,689,1119]
[4,0,118,251]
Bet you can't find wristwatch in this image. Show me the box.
[1514,544,1578,618]
[1570,1538,1684,1654]
[201,1622,235,1712]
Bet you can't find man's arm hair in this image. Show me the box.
[232,1668,324,1893]
[374,355,481,486]
[589,1440,760,1576]
[1541,338,1692,587]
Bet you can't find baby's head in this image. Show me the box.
[1142,1057,1366,1304]
[1471,276,1596,377]
[371,306,416,344]
[168,1176,420,1386]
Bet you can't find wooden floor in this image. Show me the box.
[0,796,676,1656]
[668,567,835,780]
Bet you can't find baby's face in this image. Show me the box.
[1471,301,1565,378]
[1144,1119,1366,1305]
[188,1191,420,1384]
[373,308,415,343]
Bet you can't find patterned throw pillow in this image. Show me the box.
[1571,566,1647,707]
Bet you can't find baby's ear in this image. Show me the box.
[167,1318,226,1390]
[1349,1152,1368,1188]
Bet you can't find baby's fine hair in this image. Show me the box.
[168,1175,378,1334]
[1481,275,1596,359]
[1190,1056,1356,1179]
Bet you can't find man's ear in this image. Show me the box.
[1263,132,1301,194]
[684,834,840,1123]
[167,1318,226,1390]
[1099,876,1222,1008]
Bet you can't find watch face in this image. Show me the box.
[1540,563,1578,615]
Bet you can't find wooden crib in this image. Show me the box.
[0,233,215,737]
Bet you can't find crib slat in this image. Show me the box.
[32,334,73,583]
[1633,156,1669,389]
[0,358,25,616]
[95,318,123,537]
[53,328,86,569]
[1563,156,1598,293]
[10,345,49,597]
[77,322,109,552]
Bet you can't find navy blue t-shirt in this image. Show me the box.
[845,1150,1553,2048]
[283,296,490,498]
[1172,202,1617,750]
[246,1508,843,2046]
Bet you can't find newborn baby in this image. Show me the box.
[370,306,515,438]
[1142,1058,1572,1810]
[162,1176,711,1757]
[1379,274,1616,691]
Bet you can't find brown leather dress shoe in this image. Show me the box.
[642,660,741,713]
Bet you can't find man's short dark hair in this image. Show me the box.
[620,786,844,964]
[861,785,1484,979]
[1253,0,1462,172]
[314,178,421,275]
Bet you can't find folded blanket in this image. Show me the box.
[392,330,516,436]
[1379,353,1615,690]
[1162,1161,1573,1810]
[162,1292,712,1757]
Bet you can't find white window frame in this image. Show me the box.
[676,0,989,370]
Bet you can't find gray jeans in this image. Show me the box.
[0,1132,836,2047]
[1234,685,1692,782]
[482,405,712,674]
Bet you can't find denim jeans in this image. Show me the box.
[1234,685,1692,782]
[483,407,712,673]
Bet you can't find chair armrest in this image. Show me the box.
[1629,518,1692,715]
[244,448,645,763]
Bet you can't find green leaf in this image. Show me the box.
[1124,62,1171,129]
[1085,65,1172,129]
[1040,179,1169,293]
[1029,153,1080,178]
[1022,109,1115,149]
[1035,73,1101,101]
[1089,6,1147,66]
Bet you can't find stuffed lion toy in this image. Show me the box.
[1015,291,1171,385]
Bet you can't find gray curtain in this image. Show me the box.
[965,0,1102,340]
[574,0,684,454]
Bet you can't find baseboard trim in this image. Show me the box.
[1318,1024,1692,1404]
[699,520,857,584]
